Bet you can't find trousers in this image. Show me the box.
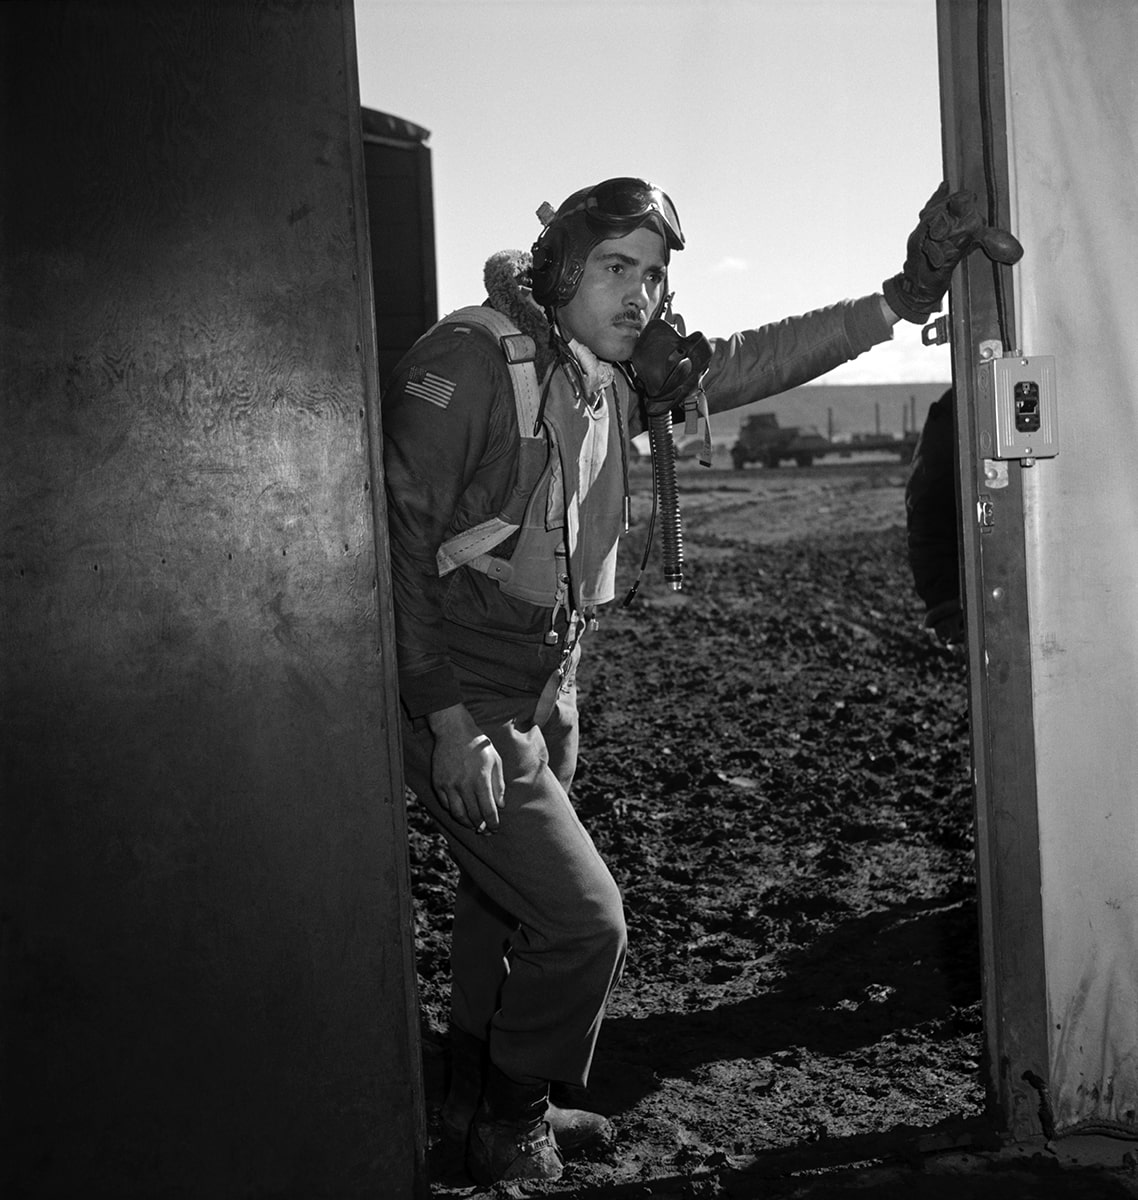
[401,667,627,1089]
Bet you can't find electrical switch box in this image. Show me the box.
[979,354,1059,460]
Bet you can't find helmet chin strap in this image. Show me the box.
[549,316,613,401]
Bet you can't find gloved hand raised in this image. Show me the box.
[884,182,1024,324]
[630,318,712,417]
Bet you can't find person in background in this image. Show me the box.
[905,388,965,649]
[382,179,1018,1185]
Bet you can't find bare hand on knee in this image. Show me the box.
[427,703,506,833]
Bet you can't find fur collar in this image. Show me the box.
[482,249,616,399]
[482,249,558,377]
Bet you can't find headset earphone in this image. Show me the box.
[530,214,591,308]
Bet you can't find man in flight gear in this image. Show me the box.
[381,178,1021,1185]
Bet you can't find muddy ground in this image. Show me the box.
[406,459,1138,1199]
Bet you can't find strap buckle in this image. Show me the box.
[499,332,536,364]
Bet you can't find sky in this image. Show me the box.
[354,0,952,385]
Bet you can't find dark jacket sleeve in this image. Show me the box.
[701,295,893,414]
[381,327,517,717]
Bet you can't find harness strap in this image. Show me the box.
[435,519,517,577]
[428,307,544,577]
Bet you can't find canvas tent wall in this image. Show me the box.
[1004,0,1138,1138]
[941,0,1138,1142]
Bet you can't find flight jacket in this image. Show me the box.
[382,250,893,718]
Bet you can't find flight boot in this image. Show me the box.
[466,1065,562,1186]
[440,1025,613,1153]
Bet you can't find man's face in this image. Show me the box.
[556,226,668,362]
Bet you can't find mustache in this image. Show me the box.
[614,310,646,329]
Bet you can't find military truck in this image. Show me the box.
[730,413,832,469]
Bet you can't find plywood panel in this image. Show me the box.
[1,2,424,1195]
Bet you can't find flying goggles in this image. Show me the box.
[540,177,685,251]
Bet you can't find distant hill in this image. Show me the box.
[699,381,952,448]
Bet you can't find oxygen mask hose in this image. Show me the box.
[649,411,683,590]
[628,315,710,599]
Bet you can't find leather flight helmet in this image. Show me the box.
[530,177,685,308]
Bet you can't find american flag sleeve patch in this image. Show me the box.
[405,367,457,409]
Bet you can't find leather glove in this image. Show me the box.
[630,318,712,417]
[884,182,1024,324]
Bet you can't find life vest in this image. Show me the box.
[430,306,632,619]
